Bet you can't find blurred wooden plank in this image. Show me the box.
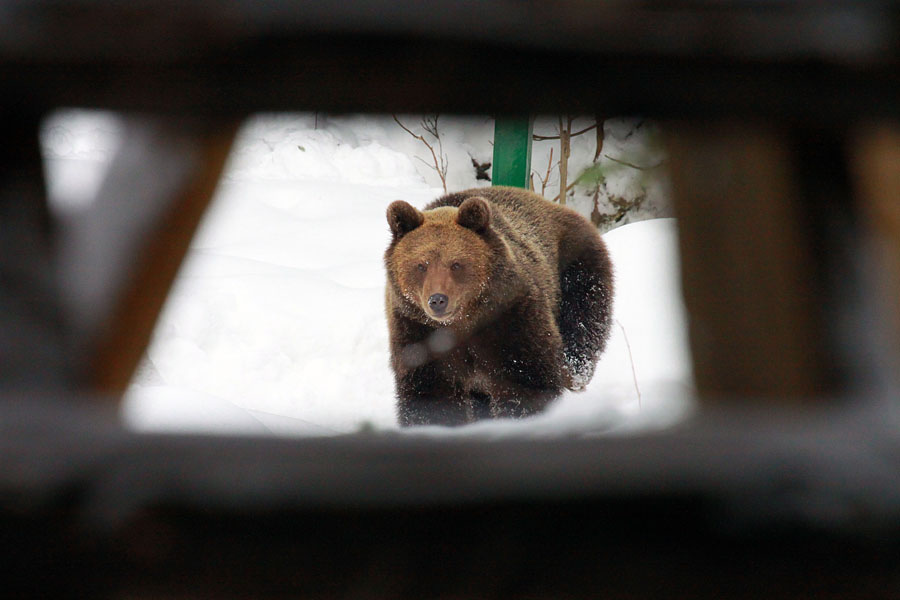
[3,44,897,122]
[5,398,900,599]
[851,123,900,354]
[2,1,893,61]
[87,122,237,396]
[0,3,897,120]
[0,110,72,387]
[667,123,826,400]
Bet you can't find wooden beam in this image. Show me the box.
[88,122,237,396]
[0,109,72,387]
[666,122,828,400]
[850,122,900,355]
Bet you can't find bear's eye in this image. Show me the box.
[416,263,427,272]
[451,262,462,271]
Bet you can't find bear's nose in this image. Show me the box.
[428,293,449,314]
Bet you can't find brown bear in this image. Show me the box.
[384,186,613,426]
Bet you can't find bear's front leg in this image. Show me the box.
[395,361,470,426]
[389,313,471,426]
[487,381,559,419]
[480,301,568,419]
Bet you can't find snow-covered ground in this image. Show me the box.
[42,111,694,437]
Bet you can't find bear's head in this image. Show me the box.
[386,197,493,325]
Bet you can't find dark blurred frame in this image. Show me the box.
[2,2,900,598]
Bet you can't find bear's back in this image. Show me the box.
[425,186,561,224]
[425,186,594,270]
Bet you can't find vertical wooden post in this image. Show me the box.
[0,110,72,387]
[557,116,571,205]
[492,116,533,189]
[87,121,238,396]
[667,122,829,401]
[851,123,900,353]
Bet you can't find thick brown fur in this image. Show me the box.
[384,186,613,426]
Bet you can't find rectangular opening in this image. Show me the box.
[42,110,694,436]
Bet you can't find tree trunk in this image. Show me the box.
[558,116,572,205]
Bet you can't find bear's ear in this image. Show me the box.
[457,197,491,233]
[387,200,424,239]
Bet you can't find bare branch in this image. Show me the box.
[394,114,448,193]
[543,147,555,197]
[557,116,572,205]
[433,116,448,182]
[532,147,556,198]
[533,122,598,141]
[392,115,419,139]
[421,114,440,139]
[622,119,645,140]
[571,123,598,138]
[617,319,641,408]
[603,154,664,171]
[593,117,605,162]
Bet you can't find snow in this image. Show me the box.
[42,111,694,437]
[41,110,124,213]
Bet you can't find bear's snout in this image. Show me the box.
[427,293,449,316]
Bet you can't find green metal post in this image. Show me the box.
[491,116,533,188]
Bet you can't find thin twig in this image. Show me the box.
[593,116,605,162]
[392,114,418,138]
[533,123,598,141]
[433,117,448,183]
[394,114,448,192]
[532,147,555,197]
[622,119,645,140]
[603,154,664,171]
[558,116,571,205]
[616,318,641,408]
